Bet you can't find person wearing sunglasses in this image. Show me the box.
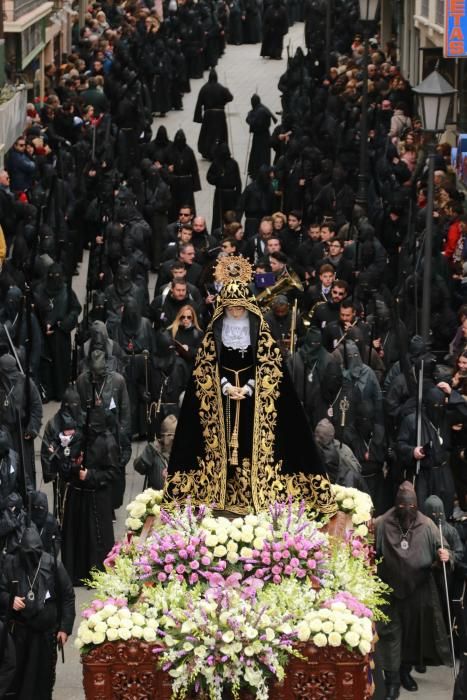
[167,305,203,368]
[5,137,37,195]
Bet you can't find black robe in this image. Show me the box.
[61,429,120,585]
[246,104,275,177]
[194,81,233,159]
[260,4,288,58]
[206,156,242,231]
[0,545,75,700]
[168,144,202,218]
[111,317,155,437]
[33,282,82,401]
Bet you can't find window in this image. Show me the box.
[436,0,445,26]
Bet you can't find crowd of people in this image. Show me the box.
[0,0,466,697]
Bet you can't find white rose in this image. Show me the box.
[222,631,235,643]
[131,626,144,639]
[240,547,253,558]
[226,540,238,552]
[126,517,142,531]
[205,534,219,548]
[107,628,119,641]
[216,530,228,544]
[118,627,131,640]
[309,618,322,633]
[333,621,347,634]
[151,504,161,516]
[131,613,145,627]
[227,552,239,564]
[106,615,120,629]
[244,515,258,527]
[129,502,147,519]
[213,545,227,557]
[80,629,94,645]
[240,531,254,543]
[358,640,372,655]
[313,633,327,648]
[341,498,354,510]
[253,537,264,550]
[229,529,242,542]
[244,645,255,657]
[94,621,107,634]
[328,632,342,647]
[321,621,334,635]
[356,524,368,537]
[245,627,258,639]
[135,493,152,504]
[143,627,157,642]
[92,631,106,645]
[296,622,310,642]
[344,631,359,648]
[264,628,275,642]
[254,526,267,538]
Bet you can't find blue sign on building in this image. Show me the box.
[444,0,467,57]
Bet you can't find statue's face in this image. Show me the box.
[226,305,246,319]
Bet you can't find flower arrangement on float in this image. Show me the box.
[76,487,389,700]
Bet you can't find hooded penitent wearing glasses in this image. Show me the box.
[375,482,452,699]
[0,525,75,699]
[164,256,336,518]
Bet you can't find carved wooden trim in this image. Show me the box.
[82,641,371,699]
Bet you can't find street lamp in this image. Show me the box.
[355,0,379,208]
[412,69,457,342]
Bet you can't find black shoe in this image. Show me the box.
[414,664,426,673]
[384,684,400,700]
[400,669,418,692]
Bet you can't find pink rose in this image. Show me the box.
[189,573,199,585]
[307,559,316,569]
[201,556,211,566]
[273,574,281,584]
[165,554,175,564]
[190,560,200,570]
[178,549,188,559]
[176,564,186,574]
[158,572,167,582]
[164,564,174,574]
[271,565,282,575]
[272,552,282,562]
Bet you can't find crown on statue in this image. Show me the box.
[215,255,253,285]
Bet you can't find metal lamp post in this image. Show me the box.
[355,0,379,208]
[412,70,457,342]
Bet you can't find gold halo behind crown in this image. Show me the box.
[214,256,253,285]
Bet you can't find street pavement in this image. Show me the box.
[33,21,453,699]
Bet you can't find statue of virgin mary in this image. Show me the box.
[164,257,336,517]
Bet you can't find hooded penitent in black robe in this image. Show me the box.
[260,1,288,59]
[34,263,82,401]
[0,527,75,700]
[110,299,155,437]
[164,270,336,516]
[168,130,202,218]
[0,355,43,498]
[246,95,277,177]
[61,410,120,585]
[206,143,242,231]
[375,482,451,675]
[194,70,233,160]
